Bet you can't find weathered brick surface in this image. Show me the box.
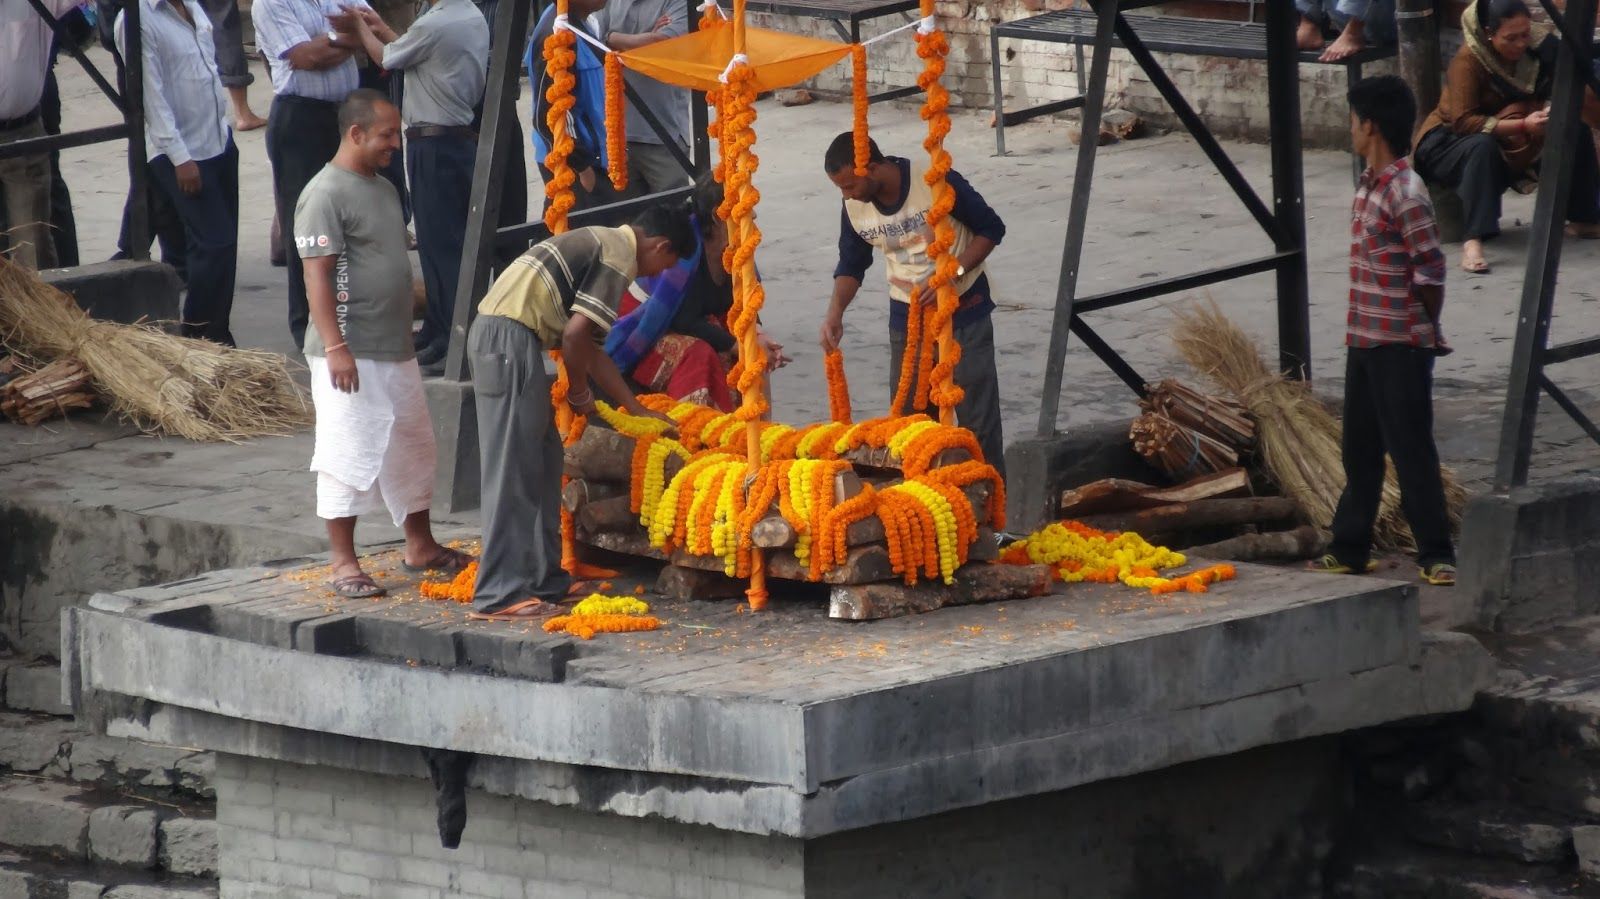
[216,755,804,899]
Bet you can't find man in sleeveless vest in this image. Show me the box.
[818,133,1008,478]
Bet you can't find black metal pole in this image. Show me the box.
[1395,0,1441,128]
[1264,0,1310,379]
[444,0,529,382]
[1035,0,1120,437]
[1493,0,1598,490]
[125,0,150,261]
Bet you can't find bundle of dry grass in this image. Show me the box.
[1171,299,1464,552]
[0,257,310,441]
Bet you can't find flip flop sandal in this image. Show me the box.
[467,598,565,621]
[1419,563,1458,587]
[1461,257,1491,275]
[1306,554,1379,575]
[331,573,387,599]
[403,547,476,573]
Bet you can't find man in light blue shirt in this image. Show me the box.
[117,0,240,345]
[253,0,370,350]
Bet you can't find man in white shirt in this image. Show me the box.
[117,0,240,345]
[595,0,692,197]
[252,0,370,350]
[347,0,488,374]
[0,0,83,269]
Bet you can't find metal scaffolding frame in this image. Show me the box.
[1493,0,1600,489]
[1033,0,1311,437]
[1,0,148,259]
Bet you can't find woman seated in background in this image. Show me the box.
[606,175,790,411]
[1413,0,1600,274]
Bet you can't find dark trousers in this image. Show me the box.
[41,69,78,267]
[469,314,569,610]
[1329,345,1454,569]
[150,143,240,345]
[408,133,476,352]
[198,0,252,87]
[888,312,1007,481]
[1415,125,1600,240]
[537,163,623,226]
[114,172,189,280]
[265,95,341,349]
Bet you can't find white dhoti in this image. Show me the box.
[308,356,436,526]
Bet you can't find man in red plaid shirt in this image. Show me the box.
[1311,75,1457,586]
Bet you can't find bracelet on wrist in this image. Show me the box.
[326,341,347,353]
[568,388,594,406]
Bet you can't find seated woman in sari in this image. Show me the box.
[606,176,789,410]
[1413,0,1600,274]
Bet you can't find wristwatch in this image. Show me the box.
[954,264,966,279]
[327,30,341,46]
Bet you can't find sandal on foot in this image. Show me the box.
[403,547,476,573]
[468,598,565,621]
[1307,554,1378,575]
[1420,563,1457,586]
[1461,256,1491,275]
[331,573,386,598]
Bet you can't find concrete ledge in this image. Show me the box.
[1459,476,1600,632]
[40,260,182,328]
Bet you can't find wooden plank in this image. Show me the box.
[1075,497,1300,535]
[577,529,896,586]
[576,495,637,534]
[563,427,635,482]
[1184,525,1328,562]
[1058,468,1251,518]
[828,563,1054,621]
[748,482,994,550]
[655,565,745,601]
[562,478,625,513]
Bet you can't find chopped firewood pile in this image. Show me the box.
[1129,379,1255,478]
[0,357,94,425]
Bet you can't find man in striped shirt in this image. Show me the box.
[1312,75,1456,587]
[467,207,693,619]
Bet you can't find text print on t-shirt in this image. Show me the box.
[334,253,351,338]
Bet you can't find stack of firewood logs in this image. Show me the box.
[0,356,95,425]
[1129,379,1255,478]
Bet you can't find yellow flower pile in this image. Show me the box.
[570,593,651,616]
[999,520,1238,594]
[545,593,660,640]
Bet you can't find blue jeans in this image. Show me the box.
[150,142,240,345]
[1295,0,1397,44]
[407,133,477,352]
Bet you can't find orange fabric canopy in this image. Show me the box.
[618,25,852,93]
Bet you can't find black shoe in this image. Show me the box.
[419,357,446,378]
[415,341,448,367]
[413,329,433,351]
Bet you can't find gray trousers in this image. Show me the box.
[1295,0,1397,43]
[469,315,571,611]
[620,141,692,200]
[199,0,253,88]
[889,312,1007,480]
[0,119,56,270]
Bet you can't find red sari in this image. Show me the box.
[617,292,735,411]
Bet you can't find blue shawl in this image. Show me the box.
[605,227,704,374]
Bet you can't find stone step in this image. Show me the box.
[0,661,70,716]
[0,848,216,899]
[1406,799,1577,865]
[0,713,214,800]
[0,776,216,878]
[1334,848,1595,899]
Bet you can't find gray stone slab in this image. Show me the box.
[40,259,182,327]
[89,806,160,868]
[159,818,218,878]
[4,663,70,716]
[0,779,92,857]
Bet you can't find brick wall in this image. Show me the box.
[752,2,1401,148]
[214,754,805,899]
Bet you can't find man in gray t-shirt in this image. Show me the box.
[595,0,692,198]
[295,89,472,601]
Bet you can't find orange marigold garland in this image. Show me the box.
[924,459,1006,531]
[914,7,965,422]
[543,613,662,640]
[851,44,870,176]
[420,562,478,603]
[604,52,628,192]
[824,348,853,424]
[541,18,579,235]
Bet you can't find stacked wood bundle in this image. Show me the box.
[1129,379,1256,479]
[0,358,95,425]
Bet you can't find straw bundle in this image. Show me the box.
[0,258,310,441]
[1171,300,1464,552]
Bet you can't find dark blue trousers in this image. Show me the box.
[150,142,240,346]
[408,133,476,352]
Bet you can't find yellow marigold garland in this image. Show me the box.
[998,520,1238,595]
[594,400,675,438]
[570,593,650,616]
[603,51,628,192]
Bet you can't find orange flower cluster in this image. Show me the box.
[540,23,578,234]
[923,459,1007,531]
[420,562,477,603]
[914,10,965,418]
[718,61,771,425]
[542,613,662,640]
[851,44,870,176]
[699,5,727,186]
[604,52,628,192]
[824,348,852,424]
[1149,564,1237,595]
[832,414,988,475]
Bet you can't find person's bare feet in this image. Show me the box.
[235,111,267,132]
[1461,239,1490,274]
[1319,19,1368,62]
[1297,15,1326,51]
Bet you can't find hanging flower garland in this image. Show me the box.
[914,6,965,421]
[604,51,629,192]
[824,349,853,424]
[852,44,871,176]
[923,459,1006,530]
[541,17,579,234]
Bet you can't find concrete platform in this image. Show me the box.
[66,552,1484,840]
